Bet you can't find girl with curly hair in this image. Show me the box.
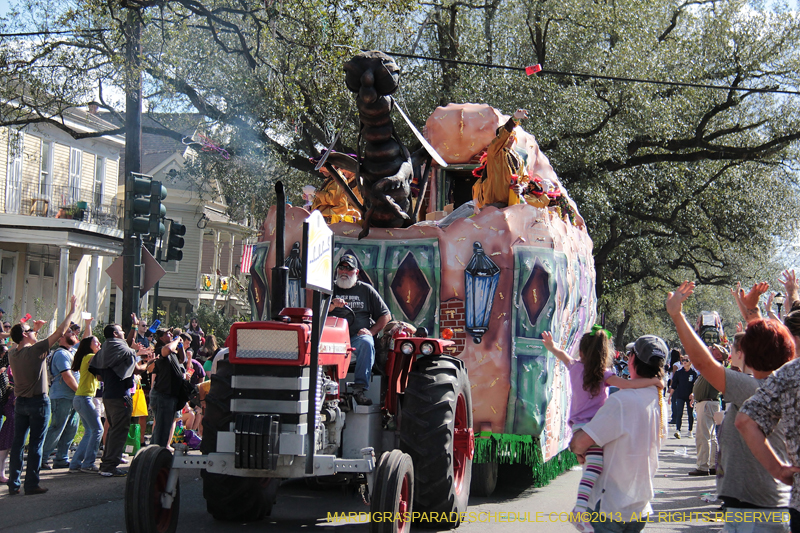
[543,327,663,532]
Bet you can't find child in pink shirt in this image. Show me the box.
[543,327,663,532]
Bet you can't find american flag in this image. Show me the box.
[241,244,254,274]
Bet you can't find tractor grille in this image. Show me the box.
[236,328,299,360]
[234,414,280,470]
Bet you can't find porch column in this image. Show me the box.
[87,254,100,321]
[228,232,235,277]
[212,230,220,304]
[57,246,70,323]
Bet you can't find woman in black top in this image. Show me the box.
[147,329,184,447]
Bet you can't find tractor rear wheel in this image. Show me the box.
[201,359,274,521]
[369,450,414,533]
[399,355,473,527]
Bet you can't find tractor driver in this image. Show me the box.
[329,254,391,406]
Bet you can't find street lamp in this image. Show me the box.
[775,292,785,317]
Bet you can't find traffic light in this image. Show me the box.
[132,176,167,236]
[165,221,186,262]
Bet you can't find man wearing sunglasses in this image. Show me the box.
[329,254,391,406]
[6,295,80,495]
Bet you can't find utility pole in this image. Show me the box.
[122,6,143,331]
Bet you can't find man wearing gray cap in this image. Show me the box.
[329,253,391,406]
[570,335,669,532]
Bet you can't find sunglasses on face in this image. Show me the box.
[337,265,355,272]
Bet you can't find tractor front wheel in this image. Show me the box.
[399,355,473,527]
[124,445,180,533]
[370,450,414,533]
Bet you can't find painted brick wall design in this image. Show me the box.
[440,298,466,355]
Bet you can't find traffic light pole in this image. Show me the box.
[122,7,142,330]
[151,244,162,321]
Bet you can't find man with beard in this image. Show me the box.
[41,325,82,470]
[329,254,391,405]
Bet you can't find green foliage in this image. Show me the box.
[192,303,247,342]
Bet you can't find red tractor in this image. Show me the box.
[124,307,473,533]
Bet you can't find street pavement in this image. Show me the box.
[0,432,729,533]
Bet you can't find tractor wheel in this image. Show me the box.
[399,355,473,527]
[470,461,498,497]
[201,359,274,521]
[369,450,414,533]
[124,445,180,533]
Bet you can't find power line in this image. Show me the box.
[383,50,800,97]
[0,29,109,38]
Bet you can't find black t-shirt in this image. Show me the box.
[152,342,184,397]
[329,281,390,338]
[670,367,698,400]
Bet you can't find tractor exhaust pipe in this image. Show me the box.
[271,181,289,320]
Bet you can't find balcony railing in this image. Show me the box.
[5,180,119,229]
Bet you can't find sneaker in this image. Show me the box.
[119,456,129,464]
[353,390,373,406]
[68,468,81,474]
[688,469,709,476]
[40,463,53,471]
[80,466,100,473]
[52,462,70,469]
[25,486,49,495]
[99,468,127,477]
[709,468,717,475]
[674,431,681,439]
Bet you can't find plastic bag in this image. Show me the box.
[125,424,141,456]
[131,384,148,418]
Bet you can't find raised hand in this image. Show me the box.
[779,269,797,296]
[742,282,769,310]
[541,331,556,351]
[69,294,77,314]
[513,108,529,120]
[666,281,695,317]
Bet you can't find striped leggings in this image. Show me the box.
[575,445,603,511]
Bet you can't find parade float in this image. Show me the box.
[248,51,596,495]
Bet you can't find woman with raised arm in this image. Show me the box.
[667,281,794,532]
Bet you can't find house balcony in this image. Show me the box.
[6,180,119,229]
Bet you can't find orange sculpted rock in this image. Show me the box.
[425,103,509,164]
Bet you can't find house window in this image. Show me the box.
[39,140,53,198]
[5,130,24,214]
[94,156,105,206]
[68,147,82,205]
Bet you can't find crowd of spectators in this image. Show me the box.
[0,307,222,494]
